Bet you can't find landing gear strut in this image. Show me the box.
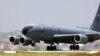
[31,43,36,46]
[70,44,79,50]
[47,45,57,51]
[31,40,36,47]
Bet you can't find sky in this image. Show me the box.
[0,0,99,32]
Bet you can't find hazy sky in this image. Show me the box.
[0,0,99,32]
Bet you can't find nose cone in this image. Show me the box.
[22,26,33,35]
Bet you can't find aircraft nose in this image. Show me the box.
[22,26,33,35]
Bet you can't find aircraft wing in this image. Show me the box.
[53,33,100,44]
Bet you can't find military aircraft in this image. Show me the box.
[9,5,100,50]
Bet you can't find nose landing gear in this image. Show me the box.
[31,43,36,46]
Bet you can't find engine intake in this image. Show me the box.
[9,36,20,45]
[74,34,88,44]
[20,37,32,46]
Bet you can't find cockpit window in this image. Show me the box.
[22,26,33,35]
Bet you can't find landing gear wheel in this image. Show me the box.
[70,45,73,50]
[76,45,79,50]
[47,46,57,51]
[70,44,79,50]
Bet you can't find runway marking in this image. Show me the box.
[87,51,99,54]
[4,51,16,53]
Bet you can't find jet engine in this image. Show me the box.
[74,34,88,44]
[9,36,20,45]
[20,37,32,46]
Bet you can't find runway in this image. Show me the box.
[3,51,99,53]
[1,51,100,56]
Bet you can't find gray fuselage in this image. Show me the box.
[24,24,98,43]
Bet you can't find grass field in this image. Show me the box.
[0,51,99,56]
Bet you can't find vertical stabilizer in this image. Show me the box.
[91,5,100,32]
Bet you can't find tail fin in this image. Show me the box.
[91,5,100,32]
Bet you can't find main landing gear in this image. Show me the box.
[46,44,80,51]
[70,44,80,50]
[31,43,57,50]
[47,45,57,51]
[31,42,80,50]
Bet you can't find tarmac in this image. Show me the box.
[1,51,100,56]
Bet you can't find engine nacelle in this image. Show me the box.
[20,37,32,46]
[9,36,20,45]
[74,34,88,44]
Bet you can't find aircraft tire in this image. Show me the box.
[70,45,79,50]
[76,45,79,50]
[47,46,57,51]
[70,45,73,50]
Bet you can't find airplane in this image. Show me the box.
[9,5,100,50]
